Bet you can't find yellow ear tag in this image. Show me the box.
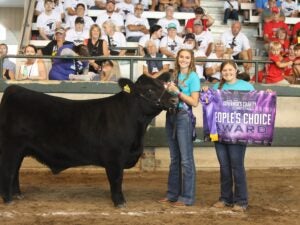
[124,84,131,93]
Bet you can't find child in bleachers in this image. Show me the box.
[258,41,292,84]
[275,28,290,56]
[292,43,300,84]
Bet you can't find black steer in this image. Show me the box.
[0,73,177,207]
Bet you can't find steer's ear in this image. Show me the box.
[157,72,171,82]
[119,78,135,94]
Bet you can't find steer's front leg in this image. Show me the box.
[105,166,126,208]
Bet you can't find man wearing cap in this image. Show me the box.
[66,3,95,30]
[263,7,290,46]
[125,3,150,42]
[41,28,74,56]
[36,0,62,40]
[159,23,184,63]
[65,17,90,46]
[185,7,214,33]
[193,19,213,57]
[157,5,182,37]
[221,21,253,74]
[95,0,124,32]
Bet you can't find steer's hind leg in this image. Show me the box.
[105,166,125,208]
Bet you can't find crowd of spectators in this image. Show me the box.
[1,0,299,84]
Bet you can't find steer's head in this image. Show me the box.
[119,72,178,111]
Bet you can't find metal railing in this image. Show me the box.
[0,54,269,81]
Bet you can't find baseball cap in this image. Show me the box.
[75,16,85,24]
[271,6,280,13]
[184,33,195,41]
[194,7,204,15]
[167,23,177,30]
[55,27,65,34]
[106,0,115,4]
[193,19,203,26]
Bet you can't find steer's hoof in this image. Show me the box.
[14,194,24,200]
[115,203,126,208]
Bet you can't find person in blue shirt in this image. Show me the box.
[206,60,254,212]
[49,43,89,80]
[158,49,200,207]
[256,0,281,15]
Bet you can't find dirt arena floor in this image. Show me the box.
[0,168,299,225]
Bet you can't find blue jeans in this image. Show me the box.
[224,8,239,24]
[165,111,196,205]
[215,142,248,207]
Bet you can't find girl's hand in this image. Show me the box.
[266,89,273,93]
[202,86,209,92]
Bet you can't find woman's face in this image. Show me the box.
[178,50,192,70]
[221,63,237,83]
[154,28,162,39]
[91,27,101,38]
[25,46,36,56]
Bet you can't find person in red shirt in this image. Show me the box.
[283,44,295,82]
[263,7,290,49]
[275,28,290,56]
[292,43,300,84]
[265,41,292,84]
[291,22,300,44]
[185,7,214,33]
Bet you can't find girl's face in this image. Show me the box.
[295,49,300,57]
[271,47,281,55]
[178,50,192,70]
[277,31,287,40]
[221,63,237,83]
[25,46,36,56]
[154,29,162,39]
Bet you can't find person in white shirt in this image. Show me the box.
[115,0,135,21]
[35,0,64,20]
[160,23,184,59]
[223,0,239,25]
[125,3,150,42]
[221,21,252,74]
[143,40,170,78]
[65,17,90,45]
[157,5,182,37]
[138,24,162,56]
[64,0,94,16]
[183,33,207,82]
[102,20,127,56]
[66,3,95,30]
[131,0,149,11]
[205,41,233,83]
[281,0,298,17]
[95,0,124,32]
[193,19,213,57]
[36,0,62,40]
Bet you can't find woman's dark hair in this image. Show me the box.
[150,24,162,37]
[73,44,90,57]
[218,60,238,90]
[24,44,38,53]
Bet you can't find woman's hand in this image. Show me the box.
[202,86,209,92]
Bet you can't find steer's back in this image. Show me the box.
[0,85,143,170]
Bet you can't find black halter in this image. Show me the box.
[137,83,168,108]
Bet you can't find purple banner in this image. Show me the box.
[201,89,277,145]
